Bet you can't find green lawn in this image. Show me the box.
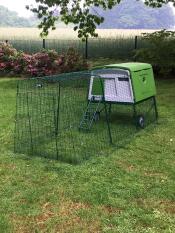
[0,77,175,233]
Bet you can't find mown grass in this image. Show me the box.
[0,76,175,232]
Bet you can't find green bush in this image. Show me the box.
[134,30,175,78]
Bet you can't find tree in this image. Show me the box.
[27,0,175,39]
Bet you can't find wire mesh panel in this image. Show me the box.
[14,71,157,163]
[54,74,109,163]
[134,96,158,127]
[14,79,60,159]
[14,72,110,163]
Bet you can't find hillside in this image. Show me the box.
[0,5,71,28]
[94,0,175,29]
[0,5,37,27]
[0,1,174,29]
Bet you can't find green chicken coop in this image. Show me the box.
[15,63,158,163]
[80,62,158,130]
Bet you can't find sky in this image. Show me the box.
[0,0,175,18]
[0,0,36,17]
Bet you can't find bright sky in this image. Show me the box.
[0,0,36,17]
[0,0,175,18]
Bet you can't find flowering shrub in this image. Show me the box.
[59,48,89,73]
[0,42,89,77]
[0,42,19,74]
[24,50,60,76]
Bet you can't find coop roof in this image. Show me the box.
[105,62,152,72]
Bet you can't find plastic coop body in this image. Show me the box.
[88,62,156,104]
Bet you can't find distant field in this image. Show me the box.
[0,27,157,40]
[0,27,157,59]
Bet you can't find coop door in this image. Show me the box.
[104,78,117,102]
[88,77,103,101]
[115,77,133,103]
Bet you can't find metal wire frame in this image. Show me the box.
[14,71,158,164]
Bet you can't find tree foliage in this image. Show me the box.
[0,5,73,29]
[28,0,175,39]
[135,30,175,77]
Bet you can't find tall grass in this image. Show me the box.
[0,28,156,40]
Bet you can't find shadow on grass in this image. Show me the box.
[14,113,158,165]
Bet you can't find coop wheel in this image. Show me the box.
[137,115,145,129]
[94,111,100,121]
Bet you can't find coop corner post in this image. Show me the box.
[56,83,61,160]
[99,77,113,145]
[52,91,60,161]
[56,83,61,136]
[14,82,19,153]
[26,92,34,154]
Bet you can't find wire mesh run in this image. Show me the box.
[14,71,158,164]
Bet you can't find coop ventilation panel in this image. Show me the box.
[89,69,134,103]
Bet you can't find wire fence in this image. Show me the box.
[4,36,150,59]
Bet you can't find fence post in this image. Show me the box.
[85,37,88,59]
[42,38,46,49]
[134,36,138,62]
[134,36,138,50]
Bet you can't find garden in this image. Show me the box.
[0,29,175,232]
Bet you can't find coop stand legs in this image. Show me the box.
[153,96,158,122]
[133,104,138,127]
[98,77,113,145]
[132,96,158,128]
[108,103,112,115]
